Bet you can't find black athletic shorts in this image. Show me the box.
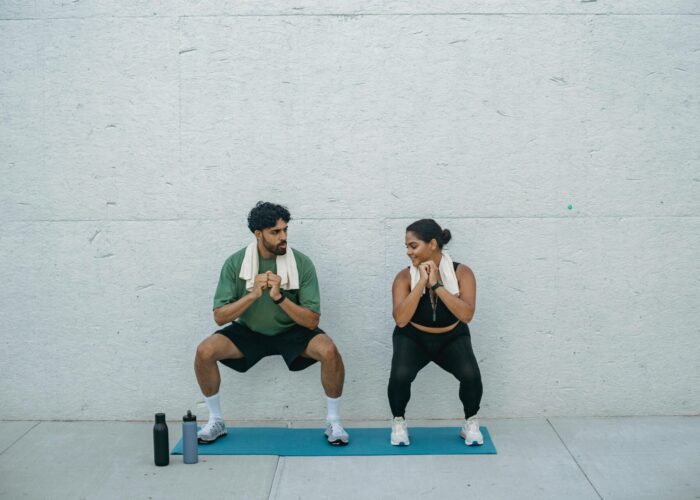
[215,321,324,373]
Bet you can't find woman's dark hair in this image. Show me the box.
[247,201,291,232]
[406,219,452,248]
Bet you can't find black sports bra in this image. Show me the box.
[409,261,461,327]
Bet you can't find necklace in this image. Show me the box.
[430,290,438,322]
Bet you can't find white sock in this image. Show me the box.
[205,393,223,422]
[326,396,341,424]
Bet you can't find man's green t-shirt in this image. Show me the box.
[212,247,321,335]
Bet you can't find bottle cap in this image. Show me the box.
[183,410,196,422]
[155,413,166,424]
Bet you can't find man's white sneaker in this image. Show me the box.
[197,419,227,444]
[390,416,410,446]
[325,421,349,446]
[460,416,484,446]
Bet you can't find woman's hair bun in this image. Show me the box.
[441,228,452,245]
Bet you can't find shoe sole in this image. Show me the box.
[326,437,349,446]
[459,430,484,446]
[390,438,410,446]
[324,427,349,446]
[198,431,227,444]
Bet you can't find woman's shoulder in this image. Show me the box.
[455,262,475,279]
[394,267,411,282]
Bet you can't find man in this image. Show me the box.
[194,201,349,445]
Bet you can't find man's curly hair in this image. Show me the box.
[247,201,291,232]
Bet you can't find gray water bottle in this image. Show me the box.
[182,410,198,464]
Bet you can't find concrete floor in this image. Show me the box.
[0,417,698,500]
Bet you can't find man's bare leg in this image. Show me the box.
[303,334,349,445]
[193,333,244,443]
[195,333,244,396]
[303,334,344,397]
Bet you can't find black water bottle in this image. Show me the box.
[153,413,169,466]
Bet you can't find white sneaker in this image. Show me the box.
[197,419,227,444]
[391,416,410,446]
[325,421,350,446]
[460,416,484,446]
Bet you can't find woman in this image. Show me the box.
[388,219,484,446]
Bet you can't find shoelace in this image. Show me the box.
[202,420,221,433]
[329,422,344,436]
[393,420,407,432]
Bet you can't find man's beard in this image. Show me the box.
[263,238,287,256]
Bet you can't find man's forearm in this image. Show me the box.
[276,296,320,330]
[213,293,257,326]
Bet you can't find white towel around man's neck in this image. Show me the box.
[239,240,300,292]
[409,251,460,295]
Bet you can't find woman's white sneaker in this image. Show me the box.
[460,416,484,446]
[390,416,410,446]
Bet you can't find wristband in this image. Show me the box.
[430,282,443,292]
[272,294,286,304]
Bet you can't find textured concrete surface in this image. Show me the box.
[1,1,698,421]
[549,416,700,500]
[1,1,699,19]
[0,421,280,500]
[277,419,600,500]
[1,418,699,500]
[0,421,38,454]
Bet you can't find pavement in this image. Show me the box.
[1,416,699,500]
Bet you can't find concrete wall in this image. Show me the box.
[1,1,698,421]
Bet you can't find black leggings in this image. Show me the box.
[387,323,483,419]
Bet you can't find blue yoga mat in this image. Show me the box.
[172,426,496,456]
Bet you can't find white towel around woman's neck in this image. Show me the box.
[239,240,300,292]
[409,251,460,295]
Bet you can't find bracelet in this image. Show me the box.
[430,282,443,292]
[272,294,286,305]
